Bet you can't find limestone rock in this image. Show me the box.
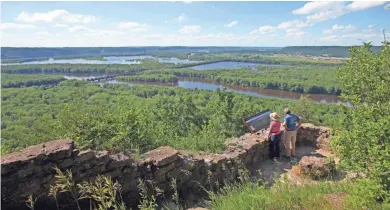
[140,146,179,166]
[299,156,335,179]
[316,133,332,150]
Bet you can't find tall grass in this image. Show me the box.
[209,176,385,210]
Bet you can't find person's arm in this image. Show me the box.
[297,116,302,129]
[268,121,274,139]
[283,117,288,130]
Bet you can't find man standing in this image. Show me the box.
[282,108,301,159]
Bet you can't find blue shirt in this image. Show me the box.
[284,114,300,131]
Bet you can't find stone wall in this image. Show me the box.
[1,123,332,209]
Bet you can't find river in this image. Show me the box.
[58,73,343,104]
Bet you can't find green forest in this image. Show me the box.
[2,55,340,95]
[1,79,340,155]
[1,74,66,88]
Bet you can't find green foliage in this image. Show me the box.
[1,60,172,74]
[1,73,65,88]
[209,178,384,210]
[185,53,343,66]
[1,81,339,154]
[157,66,340,95]
[332,42,390,201]
[44,167,126,210]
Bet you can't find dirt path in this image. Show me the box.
[250,145,336,184]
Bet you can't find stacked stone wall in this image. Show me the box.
[1,123,331,209]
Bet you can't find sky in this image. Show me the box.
[1,1,390,47]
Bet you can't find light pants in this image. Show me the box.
[284,130,297,157]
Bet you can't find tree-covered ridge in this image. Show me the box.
[1,80,339,155]
[1,59,174,74]
[1,59,340,95]
[184,53,343,66]
[1,74,66,88]
[138,66,340,95]
[281,46,383,57]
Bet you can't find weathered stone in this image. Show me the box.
[1,139,73,175]
[316,133,332,150]
[299,156,335,179]
[95,150,110,165]
[140,146,179,166]
[74,149,95,164]
[106,153,131,170]
[58,158,74,169]
[154,160,180,177]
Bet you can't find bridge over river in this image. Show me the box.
[86,73,135,82]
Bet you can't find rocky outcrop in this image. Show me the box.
[1,123,331,209]
[299,156,336,179]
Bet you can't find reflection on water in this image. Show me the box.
[190,61,283,70]
[97,76,344,105]
[2,56,201,65]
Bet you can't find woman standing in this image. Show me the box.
[268,112,282,160]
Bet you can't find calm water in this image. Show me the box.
[189,61,283,70]
[2,56,200,65]
[63,73,343,104]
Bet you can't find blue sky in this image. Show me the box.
[1,1,390,47]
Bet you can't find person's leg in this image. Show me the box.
[269,136,274,159]
[284,131,291,157]
[275,133,281,158]
[291,131,297,157]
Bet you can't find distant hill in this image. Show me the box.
[280,46,383,58]
[0,46,383,60]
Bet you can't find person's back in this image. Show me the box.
[284,113,299,131]
[282,108,301,159]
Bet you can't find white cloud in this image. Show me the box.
[144,34,163,39]
[251,19,310,37]
[15,10,97,23]
[293,1,386,22]
[384,3,390,10]
[68,25,91,32]
[179,25,201,34]
[224,20,238,28]
[323,24,357,34]
[277,20,310,30]
[117,22,150,32]
[292,1,342,15]
[368,24,375,28]
[0,22,36,30]
[178,13,186,21]
[54,23,68,28]
[183,1,192,4]
[250,25,277,35]
[347,1,386,11]
[35,31,54,36]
